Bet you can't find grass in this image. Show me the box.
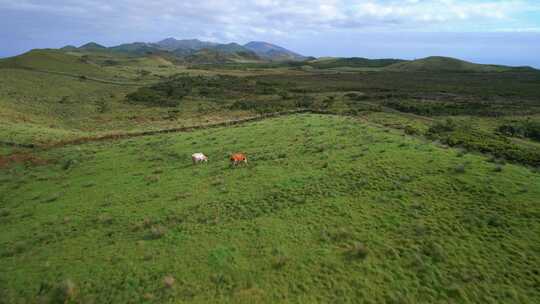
[1,114,539,303]
[1,48,540,302]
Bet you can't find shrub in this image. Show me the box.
[428,123,540,167]
[149,225,167,239]
[347,243,368,259]
[497,120,540,141]
[428,118,457,134]
[272,255,289,269]
[126,87,183,107]
[278,91,291,100]
[0,209,10,217]
[404,125,419,135]
[454,164,466,173]
[295,95,315,108]
[49,279,78,303]
[163,275,175,288]
[96,98,110,113]
[98,214,114,225]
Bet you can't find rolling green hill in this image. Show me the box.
[78,42,108,52]
[244,41,306,61]
[384,56,534,73]
[307,57,406,69]
[183,49,262,64]
[0,50,113,78]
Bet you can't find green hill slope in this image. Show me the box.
[308,57,405,69]
[384,56,529,72]
[183,49,261,64]
[0,49,112,77]
[1,114,539,302]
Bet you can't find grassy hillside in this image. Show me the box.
[384,56,528,73]
[184,49,262,64]
[307,57,405,69]
[1,114,539,303]
[0,50,113,78]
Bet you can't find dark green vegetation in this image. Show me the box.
[497,120,540,141]
[2,115,539,303]
[1,45,540,303]
[384,56,535,73]
[305,57,405,69]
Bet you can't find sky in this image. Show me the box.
[1,0,540,67]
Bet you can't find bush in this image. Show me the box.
[126,87,182,107]
[428,126,540,167]
[95,98,110,113]
[404,125,419,135]
[428,118,457,134]
[347,243,368,259]
[149,225,167,239]
[163,275,175,288]
[295,95,315,108]
[453,164,466,173]
[497,120,540,141]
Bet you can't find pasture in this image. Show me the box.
[1,114,539,303]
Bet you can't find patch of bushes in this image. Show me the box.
[383,100,506,117]
[404,125,420,135]
[229,99,299,114]
[126,87,183,107]
[453,164,466,173]
[149,225,167,239]
[427,118,457,134]
[497,120,540,141]
[427,120,540,167]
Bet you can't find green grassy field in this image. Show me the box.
[1,48,540,303]
[1,114,539,303]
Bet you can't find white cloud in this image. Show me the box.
[0,0,538,43]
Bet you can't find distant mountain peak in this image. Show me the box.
[244,41,305,61]
[155,38,217,51]
[79,42,106,49]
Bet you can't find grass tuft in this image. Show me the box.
[163,275,175,288]
[149,225,167,240]
[453,164,466,173]
[346,242,368,260]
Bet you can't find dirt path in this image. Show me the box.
[42,109,318,149]
[0,109,414,151]
[5,67,152,86]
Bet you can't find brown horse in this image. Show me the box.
[230,153,248,166]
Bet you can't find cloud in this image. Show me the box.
[0,0,539,65]
[1,0,538,41]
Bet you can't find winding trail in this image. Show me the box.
[2,66,153,86]
[40,109,328,149]
[0,108,421,152]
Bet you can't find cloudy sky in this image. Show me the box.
[1,0,539,66]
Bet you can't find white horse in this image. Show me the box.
[192,153,208,164]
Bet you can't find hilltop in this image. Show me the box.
[244,41,306,61]
[384,56,535,72]
[0,49,112,78]
[305,57,406,69]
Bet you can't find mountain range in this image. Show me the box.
[62,38,307,63]
[3,37,534,71]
